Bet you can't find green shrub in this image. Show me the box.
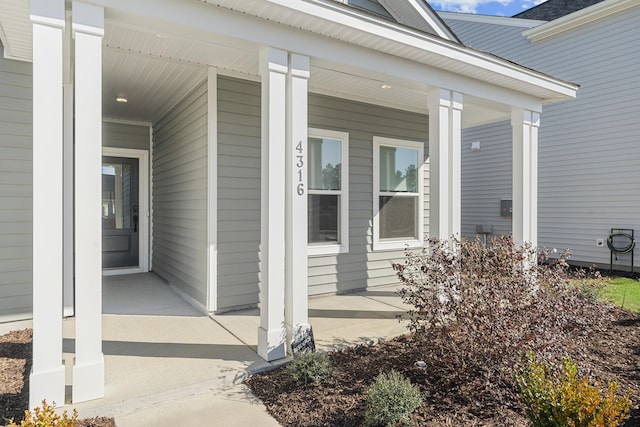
[287,350,333,385]
[364,370,423,427]
[9,400,78,427]
[516,352,631,427]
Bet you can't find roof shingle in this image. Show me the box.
[513,0,606,20]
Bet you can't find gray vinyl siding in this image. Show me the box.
[216,76,261,310]
[103,121,150,150]
[215,76,429,311]
[460,121,512,240]
[0,55,32,322]
[449,8,640,268]
[152,80,208,305]
[308,95,429,295]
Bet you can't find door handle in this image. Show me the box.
[133,205,139,233]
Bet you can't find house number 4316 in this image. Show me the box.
[296,140,304,196]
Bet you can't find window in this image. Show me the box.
[373,137,424,251]
[308,128,349,255]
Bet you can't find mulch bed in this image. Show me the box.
[247,307,640,426]
[0,329,115,427]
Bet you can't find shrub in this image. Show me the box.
[287,350,333,385]
[9,400,78,427]
[516,352,631,427]
[394,236,610,406]
[364,370,423,427]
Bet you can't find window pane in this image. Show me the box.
[102,162,132,230]
[379,196,416,239]
[308,194,339,243]
[379,146,418,192]
[309,137,342,190]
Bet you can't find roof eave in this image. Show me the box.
[245,0,578,102]
[523,0,637,42]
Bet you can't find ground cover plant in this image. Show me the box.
[516,353,631,427]
[247,237,640,426]
[364,370,423,426]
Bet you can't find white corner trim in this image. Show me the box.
[149,126,154,272]
[523,0,637,42]
[206,66,218,313]
[169,284,209,315]
[438,11,546,28]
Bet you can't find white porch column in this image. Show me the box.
[72,1,105,402]
[285,54,309,338]
[428,89,463,239]
[63,10,75,318]
[29,0,66,409]
[512,109,540,247]
[258,47,288,361]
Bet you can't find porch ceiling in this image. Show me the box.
[0,0,511,126]
[102,21,509,126]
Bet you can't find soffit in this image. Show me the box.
[0,0,31,61]
[1,0,576,104]
[102,21,503,127]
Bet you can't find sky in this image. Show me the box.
[429,0,548,16]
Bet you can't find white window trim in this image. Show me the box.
[308,128,349,256]
[373,136,424,251]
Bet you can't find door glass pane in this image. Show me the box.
[379,146,418,192]
[308,194,339,243]
[102,162,132,230]
[308,137,342,190]
[379,196,416,239]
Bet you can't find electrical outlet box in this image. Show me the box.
[596,238,604,247]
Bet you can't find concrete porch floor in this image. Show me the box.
[62,273,411,425]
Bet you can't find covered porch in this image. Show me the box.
[0,0,576,408]
[64,272,408,422]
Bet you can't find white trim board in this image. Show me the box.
[101,147,150,276]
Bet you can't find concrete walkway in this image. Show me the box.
[60,273,410,426]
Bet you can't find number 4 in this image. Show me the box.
[296,141,303,153]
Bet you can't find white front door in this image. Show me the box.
[102,147,149,275]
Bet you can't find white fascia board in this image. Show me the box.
[377,0,459,41]
[523,0,637,42]
[97,0,576,104]
[409,0,459,41]
[0,22,10,58]
[438,11,546,28]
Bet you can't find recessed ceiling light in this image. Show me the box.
[381,83,392,89]
[116,97,128,103]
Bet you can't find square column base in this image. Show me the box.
[72,355,104,403]
[29,365,66,409]
[257,326,286,361]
